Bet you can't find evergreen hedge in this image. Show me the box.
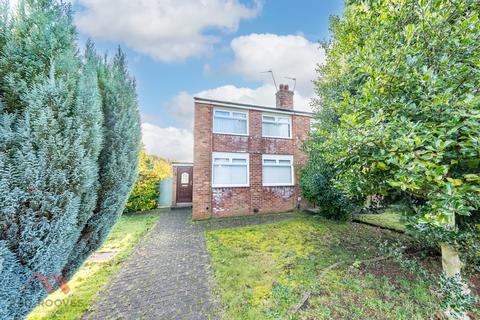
[0,1,141,318]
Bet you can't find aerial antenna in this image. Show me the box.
[285,77,297,91]
[260,70,278,91]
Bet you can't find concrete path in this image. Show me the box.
[83,209,296,320]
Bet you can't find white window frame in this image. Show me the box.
[212,152,250,188]
[212,108,249,136]
[262,113,292,139]
[262,154,294,187]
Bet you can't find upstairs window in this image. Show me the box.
[262,114,291,138]
[212,152,249,187]
[213,108,248,135]
[262,155,294,186]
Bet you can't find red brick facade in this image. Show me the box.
[192,96,311,220]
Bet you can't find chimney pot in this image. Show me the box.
[275,83,294,110]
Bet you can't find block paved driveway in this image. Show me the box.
[83,208,295,320]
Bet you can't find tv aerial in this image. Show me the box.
[260,70,278,91]
[285,77,297,91]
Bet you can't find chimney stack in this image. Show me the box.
[276,84,294,110]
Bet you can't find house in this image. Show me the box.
[191,84,312,220]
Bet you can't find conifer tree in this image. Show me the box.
[64,47,141,277]
[0,1,140,318]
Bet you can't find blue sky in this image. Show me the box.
[70,0,344,161]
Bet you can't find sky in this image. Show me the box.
[66,1,344,161]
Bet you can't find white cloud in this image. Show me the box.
[165,84,312,129]
[73,0,261,61]
[151,83,311,161]
[166,82,312,130]
[142,123,193,162]
[230,33,324,97]
[164,33,322,131]
[144,33,321,161]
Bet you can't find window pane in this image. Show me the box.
[213,165,247,185]
[180,172,189,184]
[263,166,292,185]
[278,123,290,137]
[215,110,230,117]
[213,165,230,185]
[262,122,290,137]
[263,159,276,165]
[214,158,230,164]
[233,112,246,119]
[232,158,247,164]
[234,119,247,133]
[214,117,247,134]
[262,122,277,136]
[279,160,291,165]
[231,165,247,184]
[278,117,290,124]
[263,116,275,122]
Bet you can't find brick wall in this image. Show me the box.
[276,84,294,110]
[212,187,251,216]
[192,101,311,220]
[192,103,213,220]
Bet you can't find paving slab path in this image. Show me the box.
[83,208,296,320]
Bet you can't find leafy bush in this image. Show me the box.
[308,0,479,316]
[300,156,353,221]
[125,151,172,213]
[126,176,160,213]
[0,1,140,318]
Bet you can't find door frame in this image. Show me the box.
[174,164,193,204]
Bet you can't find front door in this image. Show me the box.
[176,166,193,203]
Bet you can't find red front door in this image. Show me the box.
[176,166,193,203]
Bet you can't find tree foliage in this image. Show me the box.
[0,1,141,318]
[307,0,479,315]
[125,150,172,213]
[300,154,354,221]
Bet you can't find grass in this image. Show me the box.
[353,210,406,232]
[206,213,439,319]
[28,211,160,320]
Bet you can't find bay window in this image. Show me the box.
[262,155,294,186]
[212,152,249,187]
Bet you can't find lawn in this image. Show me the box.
[206,213,440,320]
[28,211,160,320]
[353,212,406,232]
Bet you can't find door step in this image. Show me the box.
[172,203,192,209]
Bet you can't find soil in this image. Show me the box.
[360,251,479,319]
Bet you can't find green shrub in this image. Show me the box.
[125,176,160,213]
[308,0,479,315]
[300,156,354,221]
[124,150,171,213]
